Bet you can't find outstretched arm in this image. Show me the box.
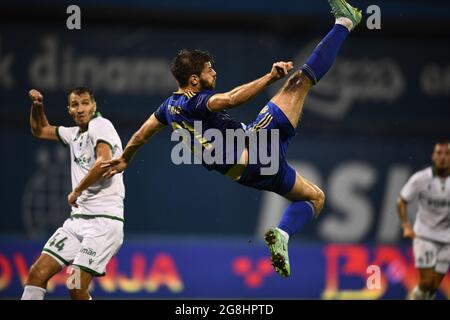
[207,61,293,112]
[101,113,165,177]
[396,197,415,239]
[29,89,58,141]
[68,142,113,207]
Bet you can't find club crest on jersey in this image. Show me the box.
[74,155,92,167]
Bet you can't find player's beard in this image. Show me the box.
[434,164,450,177]
[200,78,215,90]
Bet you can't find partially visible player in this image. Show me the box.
[21,88,125,300]
[397,141,450,299]
[103,0,362,277]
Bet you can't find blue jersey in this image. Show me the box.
[154,90,243,175]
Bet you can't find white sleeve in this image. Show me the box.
[88,118,117,151]
[56,126,76,147]
[400,172,422,202]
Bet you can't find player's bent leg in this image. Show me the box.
[265,172,325,277]
[284,172,325,216]
[21,254,62,300]
[270,0,361,130]
[305,179,326,215]
[411,268,435,300]
[418,268,435,292]
[432,272,446,294]
[433,243,450,293]
[68,217,123,298]
[25,254,62,287]
[69,268,93,300]
[410,237,442,299]
[412,269,446,300]
[270,70,312,127]
[270,71,313,129]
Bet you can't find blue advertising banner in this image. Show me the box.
[1,239,449,299]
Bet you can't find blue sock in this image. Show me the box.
[301,24,349,84]
[278,201,315,237]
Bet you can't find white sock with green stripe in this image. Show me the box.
[21,285,46,300]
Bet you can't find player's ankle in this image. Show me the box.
[276,227,290,242]
[335,17,353,32]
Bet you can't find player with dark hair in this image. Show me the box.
[22,87,125,299]
[397,141,450,299]
[103,0,362,277]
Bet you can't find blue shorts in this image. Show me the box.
[237,102,297,196]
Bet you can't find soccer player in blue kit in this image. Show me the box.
[104,1,362,277]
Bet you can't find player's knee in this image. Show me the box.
[70,289,91,300]
[26,263,49,287]
[312,188,325,217]
[282,71,311,93]
[419,278,434,292]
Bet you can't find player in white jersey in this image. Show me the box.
[21,87,125,300]
[397,141,450,300]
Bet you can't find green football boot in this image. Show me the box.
[328,0,362,29]
[264,228,290,277]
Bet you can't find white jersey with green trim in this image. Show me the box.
[400,167,450,243]
[56,116,125,220]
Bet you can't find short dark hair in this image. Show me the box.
[170,49,214,87]
[433,140,450,152]
[67,86,95,104]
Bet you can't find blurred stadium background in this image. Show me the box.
[1,0,449,299]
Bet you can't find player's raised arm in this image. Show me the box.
[28,89,58,141]
[102,113,165,177]
[207,61,293,112]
